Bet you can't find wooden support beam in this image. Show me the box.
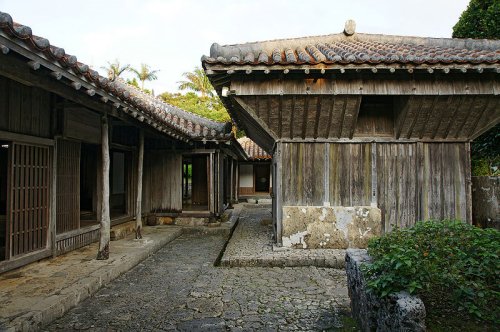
[443,96,464,139]
[454,96,476,139]
[337,96,348,138]
[406,97,425,139]
[50,71,62,80]
[395,96,412,139]
[302,96,309,139]
[135,130,144,239]
[313,96,322,138]
[278,95,283,137]
[97,115,110,260]
[289,96,296,138]
[468,97,495,139]
[27,60,40,70]
[348,97,362,139]
[71,82,81,90]
[419,95,439,139]
[325,95,335,138]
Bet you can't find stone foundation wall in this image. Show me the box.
[281,206,382,249]
[472,176,499,230]
[346,249,426,332]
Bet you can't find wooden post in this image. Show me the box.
[97,115,110,260]
[228,158,234,208]
[135,130,144,239]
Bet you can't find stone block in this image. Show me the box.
[281,206,382,249]
[157,216,175,225]
[345,249,426,332]
[175,217,208,226]
[110,221,136,241]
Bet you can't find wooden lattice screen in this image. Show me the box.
[56,139,80,234]
[8,143,50,258]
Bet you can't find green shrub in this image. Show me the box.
[362,220,500,323]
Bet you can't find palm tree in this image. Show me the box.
[178,66,214,98]
[130,63,160,90]
[101,59,130,81]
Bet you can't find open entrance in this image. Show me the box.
[80,143,99,227]
[182,154,209,211]
[254,164,270,193]
[0,141,9,261]
[110,151,127,218]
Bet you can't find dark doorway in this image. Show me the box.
[254,164,270,193]
[80,143,98,227]
[182,154,209,211]
[0,141,9,261]
[110,151,127,217]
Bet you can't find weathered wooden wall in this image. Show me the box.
[279,142,471,233]
[56,139,80,234]
[142,151,182,213]
[0,76,52,138]
[63,107,101,144]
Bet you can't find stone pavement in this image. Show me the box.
[0,226,184,332]
[221,204,346,268]
[45,232,352,331]
[0,204,355,331]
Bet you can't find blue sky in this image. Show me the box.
[0,0,470,93]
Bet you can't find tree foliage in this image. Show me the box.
[452,0,500,39]
[177,66,215,97]
[159,92,230,123]
[101,59,130,81]
[130,63,160,90]
[453,0,500,175]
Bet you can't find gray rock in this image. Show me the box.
[345,249,426,332]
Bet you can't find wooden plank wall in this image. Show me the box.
[9,143,50,257]
[417,143,469,223]
[376,143,418,232]
[56,139,81,234]
[281,143,325,205]
[329,143,372,206]
[0,76,51,138]
[279,142,470,233]
[142,151,182,213]
[63,107,101,144]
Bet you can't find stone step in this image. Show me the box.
[110,220,136,241]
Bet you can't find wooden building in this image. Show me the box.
[0,12,241,272]
[203,21,500,247]
[237,137,272,197]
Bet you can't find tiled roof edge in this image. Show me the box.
[0,11,232,140]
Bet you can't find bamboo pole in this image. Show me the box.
[97,115,110,260]
[135,130,144,239]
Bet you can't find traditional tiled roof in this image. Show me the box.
[0,11,232,141]
[202,22,500,71]
[237,137,271,160]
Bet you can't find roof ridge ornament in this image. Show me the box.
[344,19,356,36]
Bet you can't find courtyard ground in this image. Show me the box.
[1,204,355,331]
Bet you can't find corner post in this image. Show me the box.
[97,115,110,260]
[135,130,144,238]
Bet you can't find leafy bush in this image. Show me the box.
[363,220,500,323]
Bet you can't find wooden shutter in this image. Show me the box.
[8,143,50,257]
[56,140,80,234]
